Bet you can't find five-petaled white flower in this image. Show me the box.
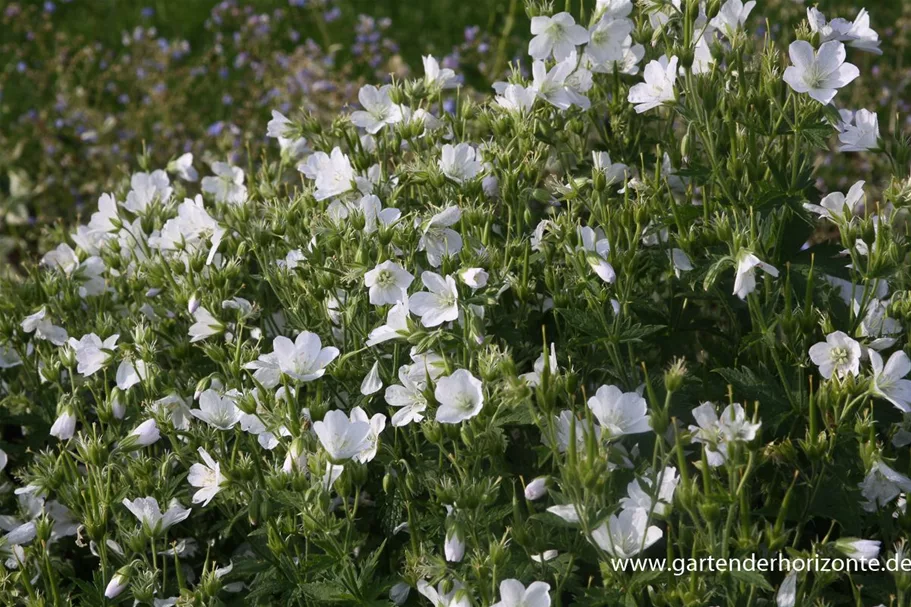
[313,409,372,461]
[435,369,484,424]
[586,385,651,438]
[298,147,355,201]
[364,260,413,306]
[267,331,340,383]
[809,330,862,380]
[122,497,190,535]
[439,143,483,184]
[529,12,590,62]
[201,162,247,205]
[168,152,198,182]
[628,56,678,114]
[783,40,859,105]
[350,85,403,134]
[417,580,471,607]
[385,364,429,427]
[188,448,225,507]
[419,206,463,267]
[410,272,460,328]
[68,333,119,376]
[591,508,663,558]
[191,390,244,430]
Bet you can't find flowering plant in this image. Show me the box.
[2,1,911,606]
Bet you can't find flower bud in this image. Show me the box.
[105,567,131,599]
[524,476,548,501]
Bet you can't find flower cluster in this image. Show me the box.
[1,2,911,606]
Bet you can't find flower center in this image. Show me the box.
[831,346,849,365]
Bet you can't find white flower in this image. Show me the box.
[124,170,172,213]
[0,344,22,369]
[494,83,537,113]
[670,248,693,277]
[459,268,488,289]
[440,143,483,184]
[808,330,862,379]
[313,409,372,461]
[423,55,456,89]
[520,343,558,387]
[808,7,881,55]
[365,261,414,305]
[837,109,879,152]
[628,56,678,113]
[524,477,548,501]
[444,526,465,562]
[116,359,147,391]
[419,206,462,267]
[270,331,340,383]
[127,419,161,448]
[689,402,760,466]
[870,351,911,412]
[528,12,589,62]
[349,406,386,463]
[531,54,591,110]
[710,0,756,39]
[592,152,629,187]
[591,508,663,558]
[586,385,651,438]
[619,467,679,517]
[360,361,383,396]
[835,538,881,562]
[151,195,224,265]
[188,448,225,506]
[201,162,247,205]
[410,272,459,328]
[492,579,551,607]
[298,147,355,201]
[350,85,403,134]
[267,109,295,139]
[0,448,6,473]
[191,390,243,430]
[585,17,632,65]
[859,460,911,511]
[553,410,601,453]
[547,503,582,523]
[803,180,865,222]
[531,550,559,563]
[385,365,428,427]
[367,300,411,347]
[50,408,77,440]
[417,580,471,607]
[122,497,190,534]
[578,226,615,283]
[776,571,798,607]
[168,152,197,182]
[68,333,118,376]
[21,307,68,346]
[783,40,859,105]
[733,251,779,299]
[435,369,484,424]
[189,307,224,343]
